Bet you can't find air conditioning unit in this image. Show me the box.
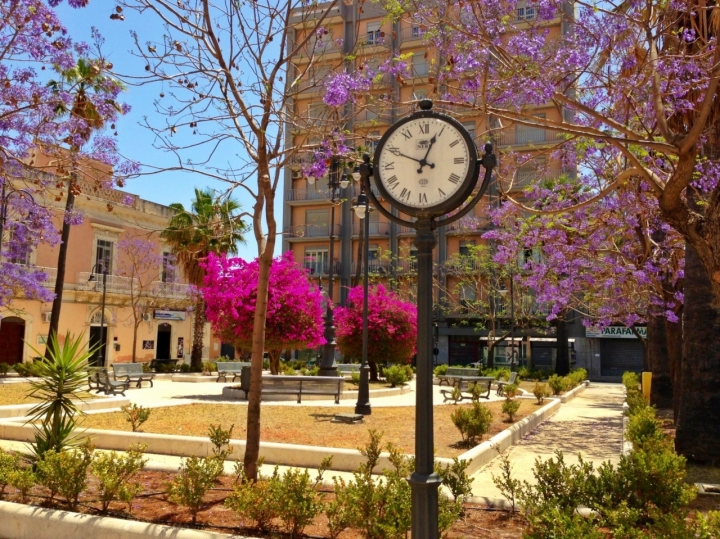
[42,312,52,323]
[142,313,152,322]
[291,170,303,179]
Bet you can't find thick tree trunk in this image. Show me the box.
[369,359,378,381]
[191,296,206,371]
[45,185,75,359]
[555,315,569,375]
[675,243,720,464]
[666,318,682,422]
[487,341,496,369]
[268,350,281,375]
[647,314,673,409]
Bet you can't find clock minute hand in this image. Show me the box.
[417,133,437,173]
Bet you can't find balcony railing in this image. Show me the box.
[352,221,390,236]
[400,26,426,42]
[353,259,391,274]
[445,259,484,274]
[359,34,392,48]
[284,224,341,238]
[8,264,57,288]
[354,108,392,123]
[398,225,416,235]
[397,259,418,273]
[411,63,429,77]
[303,261,340,275]
[446,215,490,232]
[496,128,565,146]
[76,272,193,300]
[285,188,331,202]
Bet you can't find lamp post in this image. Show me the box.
[352,155,373,415]
[310,157,350,377]
[0,181,35,259]
[88,262,109,368]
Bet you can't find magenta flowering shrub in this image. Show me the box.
[202,252,325,369]
[334,284,417,377]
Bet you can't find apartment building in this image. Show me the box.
[0,157,223,366]
[281,1,644,377]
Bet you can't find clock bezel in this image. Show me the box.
[372,109,479,218]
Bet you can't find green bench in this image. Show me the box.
[89,369,130,396]
[113,363,156,388]
[437,367,481,386]
[216,361,251,382]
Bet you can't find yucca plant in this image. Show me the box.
[26,332,95,458]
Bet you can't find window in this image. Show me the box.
[411,25,425,39]
[460,284,476,313]
[6,227,30,265]
[462,121,476,144]
[162,252,175,283]
[305,209,329,236]
[308,102,328,120]
[516,113,546,144]
[304,248,328,274]
[516,156,546,188]
[366,22,381,45]
[459,240,476,257]
[412,89,427,101]
[517,2,537,20]
[412,54,428,76]
[95,239,113,274]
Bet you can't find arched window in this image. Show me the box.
[89,310,112,326]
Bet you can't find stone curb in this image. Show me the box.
[0,396,130,419]
[560,380,590,403]
[0,500,252,539]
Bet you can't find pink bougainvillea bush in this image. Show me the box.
[335,284,417,380]
[202,252,325,374]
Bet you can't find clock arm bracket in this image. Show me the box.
[363,174,418,229]
[434,144,497,229]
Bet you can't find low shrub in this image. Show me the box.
[482,367,512,380]
[226,470,281,532]
[168,456,223,525]
[469,381,488,402]
[451,402,493,446]
[0,449,20,498]
[178,363,191,373]
[626,389,650,416]
[434,457,474,502]
[201,361,217,374]
[8,467,36,503]
[13,362,42,377]
[433,364,449,377]
[492,452,522,513]
[91,445,147,513]
[40,443,94,510]
[0,363,10,376]
[547,374,567,395]
[350,371,361,385]
[121,403,151,432]
[384,364,412,387]
[275,459,331,537]
[502,383,521,399]
[626,406,664,448]
[502,398,521,421]
[208,423,234,462]
[533,382,552,404]
[622,371,641,392]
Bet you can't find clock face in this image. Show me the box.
[375,115,475,213]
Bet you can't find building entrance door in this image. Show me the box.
[89,326,108,367]
[156,324,171,360]
[0,317,25,365]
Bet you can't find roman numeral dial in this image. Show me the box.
[375,115,475,212]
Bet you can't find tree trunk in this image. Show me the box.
[45,184,75,359]
[647,314,673,409]
[666,318,682,423]
[132,320,140,364]
[675,243,720,464]
[191,296,206,371]
[555,314,569,376]
[268,349,281,375]
[369,359,378,381]
[487,341,496,369]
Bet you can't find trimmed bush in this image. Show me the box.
[547,374,567,395]
[533,382,552,404]
[502,399,521,421]
[384,364,412,387]
[91,445,147,512]
[451,402,493,445]
[433,364,449,377]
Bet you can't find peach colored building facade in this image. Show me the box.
[0,166,223,365]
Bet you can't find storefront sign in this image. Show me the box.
[585,326,647,339]
[154,310,186,321]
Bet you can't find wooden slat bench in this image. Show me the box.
[216,361,251,382]
[113,363,156,388]
[437,367,482,386]
[440,377,494,403]
[90,369,130,396]
[238,372,344,404]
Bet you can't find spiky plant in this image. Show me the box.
[26,332,95,458]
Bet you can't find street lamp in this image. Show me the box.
[0,181,35,259]
[351,154,373,415]
[88,262,109,368]
[318,157,351,376]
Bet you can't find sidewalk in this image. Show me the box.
[469,382,625,499]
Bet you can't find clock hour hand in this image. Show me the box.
[417,133,437,173]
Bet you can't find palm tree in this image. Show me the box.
[45,58,124,361]
[162,188,247,371]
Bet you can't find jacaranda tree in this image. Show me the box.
[202,252,325,375]
[335,284,417,381]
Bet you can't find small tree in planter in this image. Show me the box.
[202,252,325,375]
[335,284,417,381]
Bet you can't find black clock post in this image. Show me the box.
[365,100,496,538]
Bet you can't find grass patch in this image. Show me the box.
[0,382,99,406]
[81,400,535,458]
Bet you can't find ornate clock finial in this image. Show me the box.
[418,99,433,111]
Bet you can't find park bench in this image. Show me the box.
[496,371,519,396]
[237,369,344,404]
[113,363,156,388]
[437,367,482,386]
[89,369,130,396]
[149,358,178,372]
[440,377,494,403]
[216,361,251,382]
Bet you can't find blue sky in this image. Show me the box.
[55,2,283,261]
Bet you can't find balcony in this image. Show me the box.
[303,261,340,275]
[352,259,391,274]
[495,128,565,147]
[446,215,490,233]
[289,3,342,24]
[354,108,392,124]
[400,26,426,43]
[358,33,392,48]
[352,221,390,236]
[76,272,193,300]
[398,225,416,235]
[397,259,418,273]
[284,224,341,238]
[8,264,57,288]
[285,188,331,202]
